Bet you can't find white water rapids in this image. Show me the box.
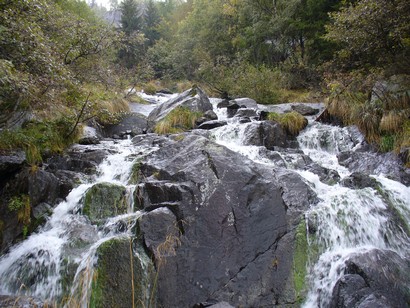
[0,95,408,307]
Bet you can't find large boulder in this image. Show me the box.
[230,98,258,109]
[330,249,410,308]
[132,133,311,307]
[89,237,155,307]
[291,104,319,116]
[100,113,148,139]
[0,151,26,175]
[242,121,290,149]
[82,182,128,225]
[148,86,212,124]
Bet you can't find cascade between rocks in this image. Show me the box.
[0,90,409,307]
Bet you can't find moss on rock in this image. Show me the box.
[90,237,156,308]
[293,219,309,303]
[83,182,128,225]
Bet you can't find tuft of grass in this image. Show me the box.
[154,107,203,135]
[143,81,160,95]
[380,110,408,133]
[267,111,308,136]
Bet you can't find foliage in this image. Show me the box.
[325,0,410,74]
[8,195,31,237]
[154,107,202,134]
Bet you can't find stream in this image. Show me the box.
[0,92,409,307]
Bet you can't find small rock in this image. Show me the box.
[291,104,319,116]
[340,172,378,189]
[197,120,228,130]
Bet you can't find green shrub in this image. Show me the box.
[154,107,202,134]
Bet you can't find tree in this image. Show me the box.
[120,0,142,35]
[325,0,410,74]
[144,0,161,46]
[118,0,146,68]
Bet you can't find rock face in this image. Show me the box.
[148,86,212,123]
[330,249,410,308]
[131,133,313,307]
[82,182,128,225]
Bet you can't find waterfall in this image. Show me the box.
[0,96,408,307]
[0,139,150,305]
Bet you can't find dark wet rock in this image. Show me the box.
[89,237,155,307]
[132,133,309,307]
[234,108,258,118]
[27,170,60,206]
[277,171,319,226]
[399,147,409,165]
[291,104,319,116]
[197,120,228,130]
[82,182,128,225]
[47,148,107,175]
[78,136,100,145]
[330,249,410,308]
[306,163,341,185]
[148,86,212,123]
[242,121,289,149]
[230,98,258,109]
[193,300,235,308]
[196,110,219,126]
[138,207,179,259]
[0,295,47,307]
[226,102,240,118]
[341,172,379,189]
[338,151,410,186]
[157,88,173,95]
[217,99,230,108]
[0,151,26,174]
[101,113,148,138]
[316,108,343,125]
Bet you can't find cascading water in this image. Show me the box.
[0,95,408,307]
[0,138,153,305]
[211,109,410,307]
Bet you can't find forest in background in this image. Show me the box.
[0,0,409,164]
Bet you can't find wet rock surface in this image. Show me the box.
[330,249,410,308]
[338,151,410,185]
